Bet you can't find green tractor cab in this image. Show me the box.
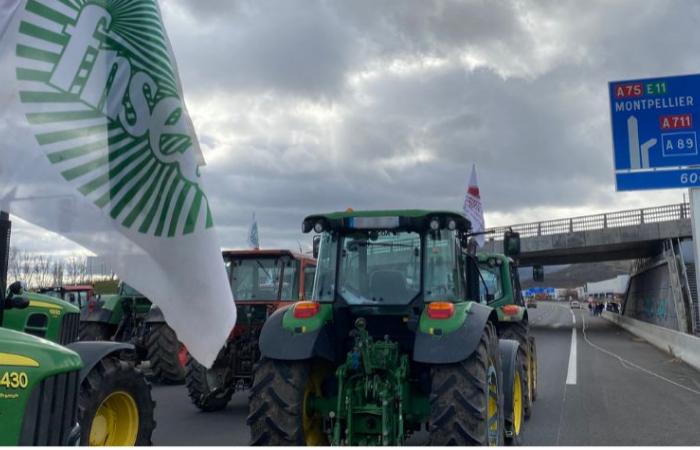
[478,251,538,424]
[248,210,529,446]
[80,282,186,384]
[0,212,155,445]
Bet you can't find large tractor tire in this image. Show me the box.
[185,356,234,412]
[79,355,156,446]
[79,322,111,341]
[500,339,526,446]
[429,322,505,446]
[500,321,533,419]
[146,323,185,384]
[247,358,327,446]
[528,336,538,402]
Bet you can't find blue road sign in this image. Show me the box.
[609,74,700,191]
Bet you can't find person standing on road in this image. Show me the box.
[589,302,594,316]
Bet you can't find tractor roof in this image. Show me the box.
[221,248,314,262]
[302,209,471,233]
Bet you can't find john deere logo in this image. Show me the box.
[14,0,213,236]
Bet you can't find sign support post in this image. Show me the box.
[690,189,700,333]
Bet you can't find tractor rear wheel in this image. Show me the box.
[146,323,185,384]
[429,322,505,446]
[247,358,327,446]
[529,336,538,402]
[500,321,533,419]
[185,356,234,412]
[79,355,155,446]
[79,322,111,341]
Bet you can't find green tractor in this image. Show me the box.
[248,210,532,446]
[477,248,538,429]
[0,212,155,445]
[79,283,186,384]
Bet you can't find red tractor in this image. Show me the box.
[185,249,316,411]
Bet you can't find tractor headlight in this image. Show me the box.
[313,221,324,233]
[447,219,456,231]
[429,218,440,231]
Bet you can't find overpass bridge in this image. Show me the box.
[483,202,692,266]
[484,202,700,335]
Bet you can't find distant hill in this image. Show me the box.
[520,260,632,289]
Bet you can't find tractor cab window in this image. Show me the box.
[279,258,300,300]
[424,230,463,301]
[478,265,503,303]
[313,232,338,301]
[229,258,283,300]
[338,231,421,305]
[303,265,316,300]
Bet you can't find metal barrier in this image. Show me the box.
[487,202,690,241]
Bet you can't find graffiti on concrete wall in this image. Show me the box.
[624,264,679,330]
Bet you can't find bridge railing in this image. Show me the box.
[487,202,690,241]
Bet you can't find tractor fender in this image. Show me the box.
[66,341,135,382]
[144,305,165,324]
[258,306,335,361]
[413,302,497,364]
[499,339,521,437]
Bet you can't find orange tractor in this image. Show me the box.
[185,249,316,411]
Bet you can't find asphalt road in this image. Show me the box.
[151,301,700,445]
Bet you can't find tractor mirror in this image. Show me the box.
[503,231,520,257]
[533,265,544,282]
[6,295,29,310]
[312,235,321,259]
[8,281,23,295]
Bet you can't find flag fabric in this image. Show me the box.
[248,212,260,249]
[462,163,486,246]
[0,0,235,367]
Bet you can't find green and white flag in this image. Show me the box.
[0,0,235,366]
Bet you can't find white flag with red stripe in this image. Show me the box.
[462,163,485,246]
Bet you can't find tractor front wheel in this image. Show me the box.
[78,355,155,446]
[185,356,234,412]
[429,322,505,446]
[247,358,327,446]
[146,323,185,384]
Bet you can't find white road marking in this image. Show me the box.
[580,313,700,396]
[566,309,577,385]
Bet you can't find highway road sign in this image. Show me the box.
[609,74,700,191]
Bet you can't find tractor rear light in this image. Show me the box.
[293,301,321,319]
[427,302,455,319]
[502,305,519,315]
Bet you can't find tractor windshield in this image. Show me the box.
[226,257,300,301]
[313,229,463,305]
[337,231,421,305]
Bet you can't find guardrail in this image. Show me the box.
[487,202,690,241]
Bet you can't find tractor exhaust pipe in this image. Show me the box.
[0,211,11,321]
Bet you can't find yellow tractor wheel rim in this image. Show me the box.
[303,370,327,446]
[513,371,523,435]
[487,360,499,446]
[89,391,139,446]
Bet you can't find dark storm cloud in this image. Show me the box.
[14,0,698,252]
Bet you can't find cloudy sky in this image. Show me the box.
[11,0,699,254]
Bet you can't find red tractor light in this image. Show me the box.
[502,305,520,315]
[293,301,321,319]
[426,302,455,320]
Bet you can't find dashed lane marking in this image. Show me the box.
[566,309,577,385]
